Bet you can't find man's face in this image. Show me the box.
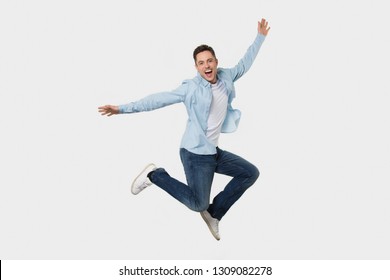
[195,51,218,84]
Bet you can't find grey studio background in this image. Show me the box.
[1,0,389,259]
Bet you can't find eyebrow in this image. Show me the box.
[197,57,215,64]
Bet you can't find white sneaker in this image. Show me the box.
[201,211,220,241]
[131,163,156,195]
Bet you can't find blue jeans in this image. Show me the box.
[149,147,259,220]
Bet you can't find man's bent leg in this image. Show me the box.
[208,147,260,220]
[148,148,216,212]
[180,148,216,212]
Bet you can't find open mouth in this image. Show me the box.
[205,69,213,78]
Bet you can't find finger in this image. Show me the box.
[101,108,110,115]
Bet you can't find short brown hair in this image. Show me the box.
[193,45,216,63]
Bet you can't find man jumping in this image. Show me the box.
[99,18,270,240]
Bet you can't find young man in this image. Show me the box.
[99,19,270,240]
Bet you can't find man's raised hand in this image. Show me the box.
[258,18,270,36]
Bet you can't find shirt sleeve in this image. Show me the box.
[229,33,266,82]
[118,81,188,114]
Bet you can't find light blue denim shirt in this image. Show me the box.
[119,33,266,155]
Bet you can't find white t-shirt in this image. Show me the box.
[206,80,228,146]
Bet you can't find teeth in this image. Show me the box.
[205,70,212,73]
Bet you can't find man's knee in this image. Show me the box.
[191,201,209,213]
[252,166,260,180]
[247,164,260,182]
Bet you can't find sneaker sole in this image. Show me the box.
[131,163,155,195]
[200,212,221,241]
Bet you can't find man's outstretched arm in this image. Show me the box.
[230,18,270,82]
[98,81,188,117]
